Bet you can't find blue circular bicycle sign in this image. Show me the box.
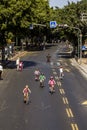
[50,21,57,28]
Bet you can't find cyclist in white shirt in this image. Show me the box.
[59,66,64,79]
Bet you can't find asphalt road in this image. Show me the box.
[0,44,87,130]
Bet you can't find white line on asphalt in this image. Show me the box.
[53,71,57,75]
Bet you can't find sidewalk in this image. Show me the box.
[9,51,28,60]
[70,58,87,78]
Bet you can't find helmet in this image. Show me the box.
[50,76,53,79]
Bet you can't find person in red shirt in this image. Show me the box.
[23,85,31,104]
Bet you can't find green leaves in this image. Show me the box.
[50,0,87,45]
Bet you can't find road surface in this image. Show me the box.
[0,43,87,130]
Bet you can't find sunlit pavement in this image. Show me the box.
[70,58,87,78]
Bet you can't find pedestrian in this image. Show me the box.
[48,76,56,93]
[16,57,20,71]
[59,66,64,79]
[0,63,3,80]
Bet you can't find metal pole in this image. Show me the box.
[57,24,82,62]
[73,27,82,63]
[78,32,80,59]
[79,33,82,64]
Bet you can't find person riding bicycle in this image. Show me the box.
[48,76,56,93]
[23,85,31,103]
[39,73,46,87]
[59,66,64,79]
[46,53,51,62]
[34,69,40,80]
[19,61,23,71]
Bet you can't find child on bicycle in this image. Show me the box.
[23,85,31,104]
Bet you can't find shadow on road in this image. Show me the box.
[4,60,38,69]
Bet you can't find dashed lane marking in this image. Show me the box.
[64,68,70,72]
[52,68,55,71]
[57,81,61,86]
[71,123,79,130]
[53,71,57,75]
[55,76,59,80]
[51,61,79,130]
[62,97,69,105]
[66,108,74,118]
[81,100,87,106]
[59,89,65,94]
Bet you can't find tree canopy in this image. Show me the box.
[0,0,87,46]
[50,0,87,44]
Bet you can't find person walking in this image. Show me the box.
[16,57,20,71]
[0,63,3,80]
[59,66,64,79]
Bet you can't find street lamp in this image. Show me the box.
[79,33,82,64]
[74,27,82,64]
